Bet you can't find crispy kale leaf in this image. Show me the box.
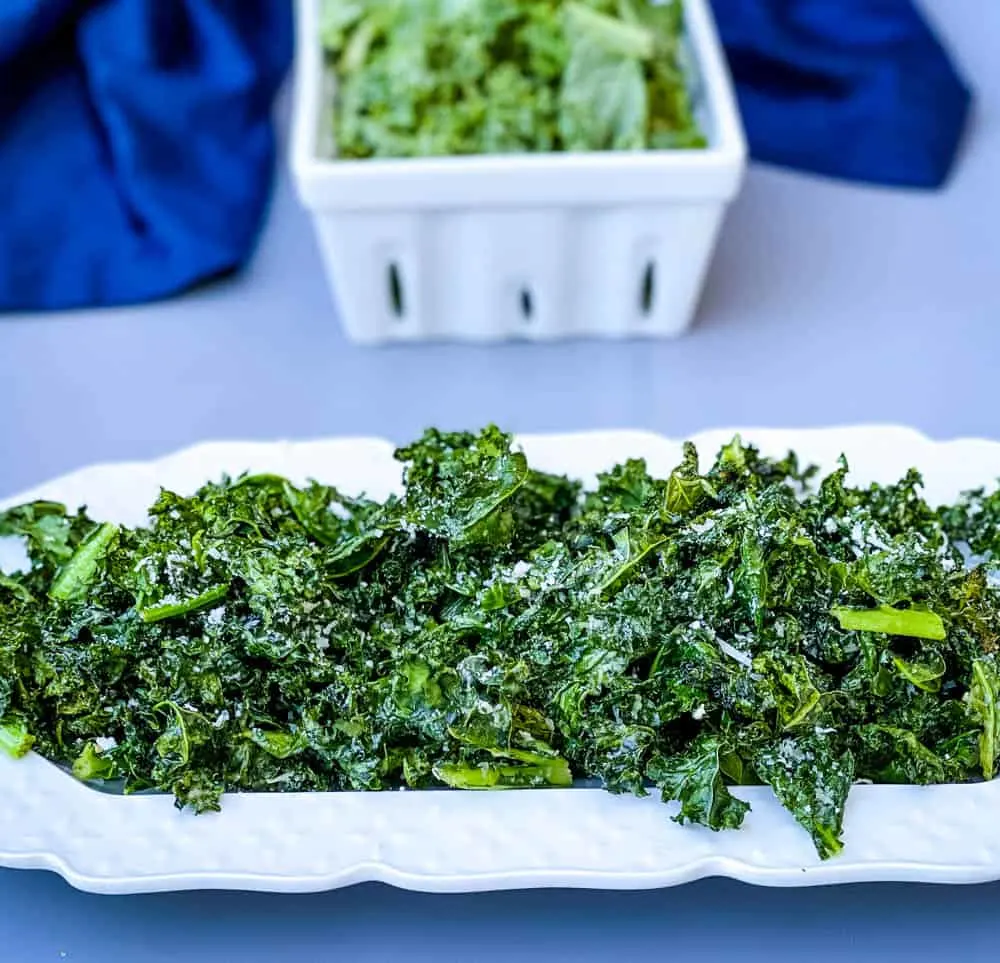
[752,733,854,860]
[4,425,1000,860]
[649,734,750,830]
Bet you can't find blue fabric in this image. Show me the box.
[0,1,293,310]
[710,0,972,188]
[0,0,973,311]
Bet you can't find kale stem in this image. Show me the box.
[49,522,119,601]
[832,604,946,641]
[0,719,34,759]
[140,582,230,624]
[433,756,573,789]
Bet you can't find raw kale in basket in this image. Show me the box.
[321,0,706,159]
[3,425,1000,858]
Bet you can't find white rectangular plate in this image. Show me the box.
[3,427,1000,895]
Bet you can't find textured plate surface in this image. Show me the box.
[3,427,1000,895]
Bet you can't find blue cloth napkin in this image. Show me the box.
[0,1,293,311]
[710,0,972,188]
[0,0,973,312]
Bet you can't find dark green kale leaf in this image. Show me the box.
[753,651,829,731]
[940,484,1000,560]
[0,501,99,593]
[396,426,529,545]
[752,733,855,859]
[855,725,961,785]
[648,733,750,831]
[664,442,715,516]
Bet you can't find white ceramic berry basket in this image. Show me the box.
[290,0,746,344]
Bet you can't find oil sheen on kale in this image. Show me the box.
[3,426,1000,859]
[321,0,706,159]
